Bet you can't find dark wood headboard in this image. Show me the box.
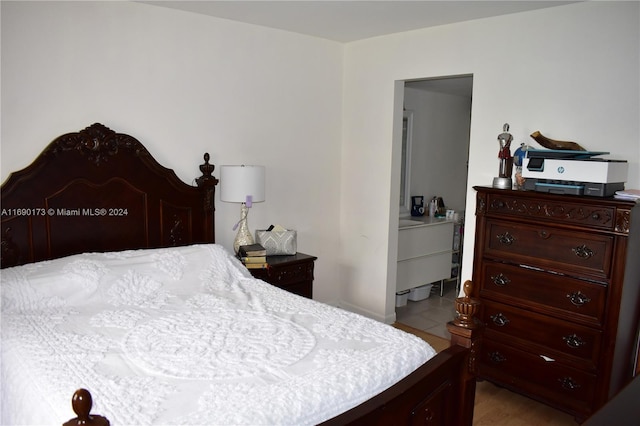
[1,123,218,268]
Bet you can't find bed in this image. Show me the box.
[0,123,481,425]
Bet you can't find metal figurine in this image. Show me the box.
[493,123,514,189]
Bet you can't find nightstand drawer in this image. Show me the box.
[480,339,596,413]
[258,262,314,286]
[247,253,316,299]
[484,220,614,278]
[480,261,608,327]
[482,300,602,370]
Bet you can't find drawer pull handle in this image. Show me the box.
[490,313,510,327]
[489,351,506,363]
[538,230,550,239]
[497,232,515,245]
[572,244,594,259]
[421,408,434,423]
[563,334,586,349]
[567,291,591,307]
[491,273,511,287]
[592,213,600,220]
[559,377,581,391]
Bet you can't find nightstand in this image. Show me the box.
[247,252,317,299]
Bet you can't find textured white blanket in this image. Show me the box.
[1,244,435,425]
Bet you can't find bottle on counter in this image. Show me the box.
[429,197,437,217]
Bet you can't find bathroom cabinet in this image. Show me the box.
[397,218,454,293]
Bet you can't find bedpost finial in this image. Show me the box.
[72,388,93,420]
[453,280,480,329]
[196,153,218,189]
[463,280,473,299]
[200,153,214,176]
[63,388,110,426]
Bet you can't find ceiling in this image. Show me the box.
[406,75,473,98]
[140,1,578,43]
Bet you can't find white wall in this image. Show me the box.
[342,1,640,322]
[0,1,344,303]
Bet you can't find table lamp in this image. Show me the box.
[220,165,266,253]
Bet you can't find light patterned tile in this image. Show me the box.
[396,286,457,340]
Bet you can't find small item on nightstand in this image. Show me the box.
[240,255,267,263]
[238,243,268,269]
[238,243,266,257]
[255,224,297,255]
[243,262,269,269]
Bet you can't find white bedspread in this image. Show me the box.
[1,244,435,425]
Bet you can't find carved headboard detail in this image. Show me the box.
[1,123,218,268]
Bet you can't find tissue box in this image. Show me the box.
[255,229,297,255]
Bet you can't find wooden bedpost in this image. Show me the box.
[62,389,110,426]
[195,153,219,243]
[447,280,482,426]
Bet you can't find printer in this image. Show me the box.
[522,148,628,197]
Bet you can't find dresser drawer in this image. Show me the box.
[480,261,608,327]
[480,339,596,414]
[484,191,619,231]
[482,300,602,370]
[484,220,614,278]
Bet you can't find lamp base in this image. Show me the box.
[233,203,255,253]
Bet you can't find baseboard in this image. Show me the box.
[336,299,395,324]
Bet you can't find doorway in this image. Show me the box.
[394,75,472,338]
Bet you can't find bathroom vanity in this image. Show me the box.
[397,217,454,293]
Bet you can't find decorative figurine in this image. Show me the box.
[530,130,585,151]
[493,123,514,189]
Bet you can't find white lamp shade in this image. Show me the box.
[220,165,265,203]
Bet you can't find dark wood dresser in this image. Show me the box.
[472,186,640,422]
[248,252,317,299]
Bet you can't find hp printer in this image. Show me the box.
[522,148,628,197]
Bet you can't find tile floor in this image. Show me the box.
[395,280,458,339]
